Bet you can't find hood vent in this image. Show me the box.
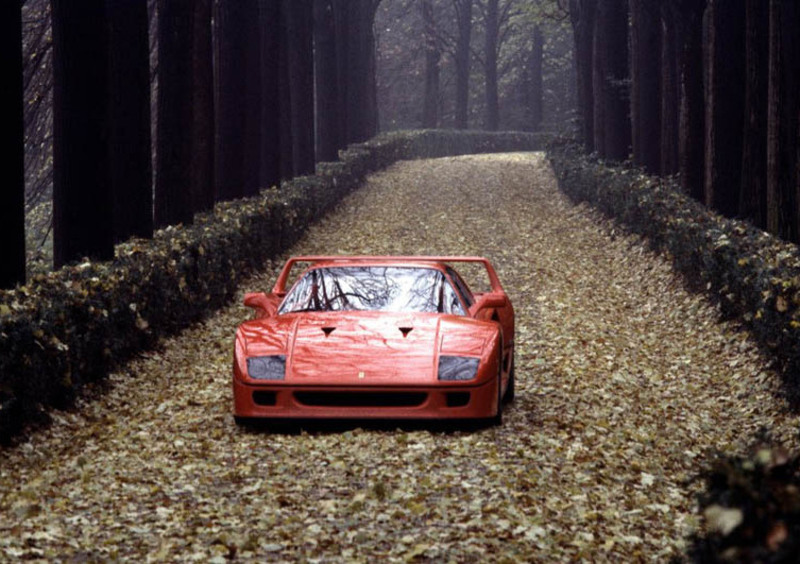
[399,327,413,338]
[322,327,336,337]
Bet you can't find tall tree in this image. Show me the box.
[526,24,544,131]
[335,0,381,144]
[314,0,342,162]
[569,0,597,152]
[190,0,215,213]
[216,0,248,200]
[630,0,661,174]
[0,0,25,287]
[261,1,282,187]
[453,0,473,129]
[279,0,294,179]
[704,0,746,218]
[155,0,194,227]
[593,0,630,161]
[483,0,500,130]
[766,0,799,241]
[660,4,679,175]
[283,0,315,176]
[108,0,153,242]
[591,2,606,155]
[422,0,441,128]
[739,0,769,228]
[51,0,114,267]
[243,1,263,194]
[672,0,706,201]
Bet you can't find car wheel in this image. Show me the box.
[503,352,515,403]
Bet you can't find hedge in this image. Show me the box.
[0,129,543,442]
[685,446,800,562]
[548,141,800,395]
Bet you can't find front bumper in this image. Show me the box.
[232,377,499,420]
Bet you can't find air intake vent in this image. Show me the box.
[294,392,427,407]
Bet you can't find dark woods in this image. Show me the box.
[570,0,800,244]
[376,0,569,133]
[2,0,799,290]
[1,0,381,289]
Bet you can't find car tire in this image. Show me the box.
[490,351,503,426]
[503,352,515,404]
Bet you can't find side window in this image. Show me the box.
[442,280,466,315]
[446,267,475,308]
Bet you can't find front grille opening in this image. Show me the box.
[294,392,427,408]
[252,391,277,406]
[446,392,470,408]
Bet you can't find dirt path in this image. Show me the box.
[2,153,797,562]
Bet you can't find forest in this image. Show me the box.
[2,0,799,288]
[2,0,800,561]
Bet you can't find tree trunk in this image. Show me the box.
[704,0,745,218]
[190,0,215,212]
[630,0,661,174]
[216,0,248,200]
[155,0,194,228]
[603,0,631,161]
[260,1,281,188]
[0,0,25,287]
[660,4,679,175]
[739,0,768,228]
[570,0,597,152]
[592,8,606,156]
[108,0,153,243]
[242,1,262,196]
[594,0,630,161]
[283,0,315,176]
[672,0,706,201]
[52,0,114,267]
[484,0,499,130]
[453,0,473,129]
[422,0,440,129]
[335,0,380,144]
[279,0,294,180]
[767,0,800,241]
[528,25,544,131]
[314,0,341,162]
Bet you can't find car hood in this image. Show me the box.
[240,311,493,384]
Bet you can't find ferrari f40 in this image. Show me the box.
[232,256,515,425]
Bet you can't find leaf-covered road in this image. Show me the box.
[2,153,798,562]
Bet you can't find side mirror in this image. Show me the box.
[470,294,506,316]
[243,292,278,318]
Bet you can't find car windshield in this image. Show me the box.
[279,266,466,315]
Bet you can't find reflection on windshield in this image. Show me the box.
[279,266,466,315]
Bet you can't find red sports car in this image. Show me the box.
[232,256,515,425]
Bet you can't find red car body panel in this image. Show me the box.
[232,256,514,422]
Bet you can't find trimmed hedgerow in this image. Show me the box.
[685,447,800,562]
[547,141,800,391]
[0,129,543,442]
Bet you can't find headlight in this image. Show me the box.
[247,355,286,380]
[437,356,479,381]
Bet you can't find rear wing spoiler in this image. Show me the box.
[272,255,504,294]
